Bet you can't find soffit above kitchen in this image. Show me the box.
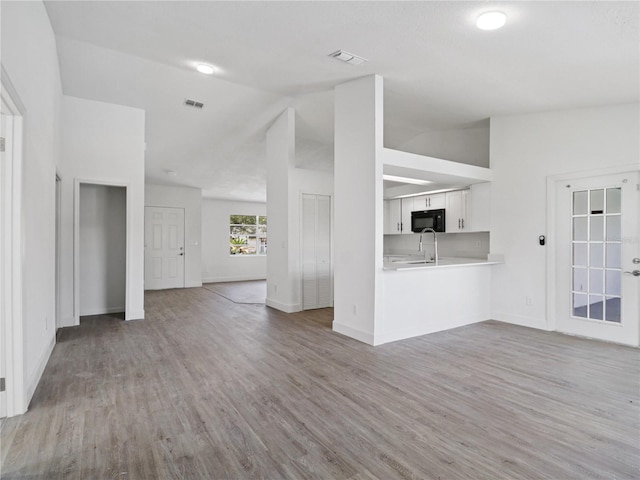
[43,1,639,201]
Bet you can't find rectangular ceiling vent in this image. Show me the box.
[329,50,367,66]
[185,98,204,109]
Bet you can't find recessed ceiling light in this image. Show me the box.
[476,11,507,30]
[196,64,216,75]
[383,175,432,185]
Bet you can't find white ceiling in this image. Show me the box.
[44,1,639,202]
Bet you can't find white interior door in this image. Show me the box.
[302,194,332,310]
[555,172,640,346]
[144,206,185,290]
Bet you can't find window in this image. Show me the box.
[230,215,267,255]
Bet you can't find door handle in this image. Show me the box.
[179,253,184,256]
[624,270,640,276]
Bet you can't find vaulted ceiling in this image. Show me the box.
[44,1,639,202]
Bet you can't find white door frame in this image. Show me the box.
[74,179,131,325]
[1,66,27,416]
[546,164,639,337]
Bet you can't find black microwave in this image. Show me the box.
[411,209,446,233]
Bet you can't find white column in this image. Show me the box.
[266,107,301,312]
[333,75,385,345]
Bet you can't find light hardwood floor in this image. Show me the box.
[1,285,639,479]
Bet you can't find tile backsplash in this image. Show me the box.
[384,231,490,259]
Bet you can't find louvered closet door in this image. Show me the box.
[302,194,332,310]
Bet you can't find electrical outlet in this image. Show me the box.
[352,304,357,315]
[475,241,482,249]
[525,296,533,306]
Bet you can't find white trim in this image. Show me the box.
[80,306,126,316]
[74,179,131,325]
[1,67,27,417]
[265,297,301,313]
[125,310,144,321]
[203,275,266,284]
[545,164,639,334]
[374,314,488,345]
[25,336,55,407]
[332,322,375,345]
[491,311,551,331]
[185,281,203,288]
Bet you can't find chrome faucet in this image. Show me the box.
[419,228,438,264]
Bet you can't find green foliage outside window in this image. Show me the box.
[230,215,267,255]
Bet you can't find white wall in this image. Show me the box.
[202,199,267,283]
[395,125,490,168]
[61,96,146,324]
[145,184,202,288]
[490,103,640,330]
[79,185,126,315]
[333,75,385,344]
[1,0,63,411]
[266,108,335,312]
[265,108,297,311]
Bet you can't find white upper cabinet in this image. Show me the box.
[401,198,414,234]
[384,197,417,234]
[385,199,402,234]
[445,189,469,232]
[413,193,445,211]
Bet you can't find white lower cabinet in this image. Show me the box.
[445,189,469,232]
[302,194,332,310]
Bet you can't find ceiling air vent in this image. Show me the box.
[328,50,367,66]
[185,98,204,109]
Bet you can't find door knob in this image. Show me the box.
[624,270,640,276]
[179,253,184,256]
[633,258,640,264]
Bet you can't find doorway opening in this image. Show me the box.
[78,184,127,318]
[74,180,130,324]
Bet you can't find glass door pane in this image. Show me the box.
[571,187,622,323]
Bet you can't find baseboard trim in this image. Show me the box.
[185,281,203,288]
[58,315,75,329]
[332,322,375,346]
[79,306,125,316]
[25,334,56,410]
[375,315,487,346]
[125,310,145,321]
[265,298,301,313]
[203,275,266,284]
[491,311,550,331]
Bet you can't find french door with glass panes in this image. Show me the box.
[555,172,640,346]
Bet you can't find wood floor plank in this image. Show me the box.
[1,285,638,479]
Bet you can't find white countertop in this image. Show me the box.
[383,255,502,271]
